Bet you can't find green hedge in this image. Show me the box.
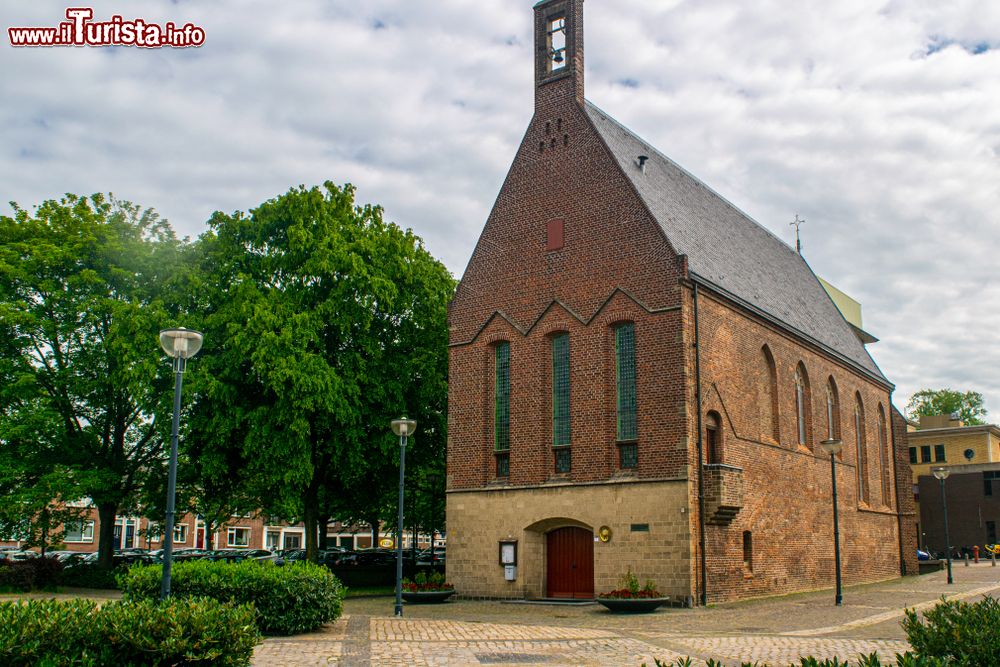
[647,595,1000,667]
[119,559,345,635]
[0,558,64,591]
[903,596,1000,666]
[60,562,126,589]
[0,597,261,666]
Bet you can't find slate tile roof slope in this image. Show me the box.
[585,101,889,384]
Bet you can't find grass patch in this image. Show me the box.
[345,586,394,598]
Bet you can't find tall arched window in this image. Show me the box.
[761,345,779,442]
[705,411,722,464]
[551,333,571,474]
[494,341,511,478]
[826,378,840,442]
[794,363,811,447]
[854,393,869,504]
[878,404,891,507]
[614,322,638,469]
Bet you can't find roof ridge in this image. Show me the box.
[583,98,889,385]
[583,99,798,257]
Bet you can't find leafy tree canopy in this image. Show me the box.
[906,388,988,426]
[0,194,186,566]
[191,182,454,560]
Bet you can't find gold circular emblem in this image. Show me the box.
[598,526,612,542]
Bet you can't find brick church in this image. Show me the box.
[445,0,916,604]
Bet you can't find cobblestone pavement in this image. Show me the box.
[253,563,1000,666]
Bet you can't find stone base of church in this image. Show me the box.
[444,479,693,601]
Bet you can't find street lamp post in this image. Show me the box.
[391,418,417,617]
[932,467,954,585]
[820,438,844,606]
[158,327,204,600]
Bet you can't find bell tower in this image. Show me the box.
[534,0,584,110]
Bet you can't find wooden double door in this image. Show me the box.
[546,526,594,599]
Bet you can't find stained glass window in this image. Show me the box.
[495,342,510,454]
[615,323,637,441]
[552,334,570,447]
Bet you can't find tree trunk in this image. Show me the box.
[97,502,117,570]
[39,512,48,557]
[303,484,319,562]
[318,515,330,551]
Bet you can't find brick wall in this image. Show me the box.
[918,469,1000,554]
[893,407,920,574]
[690,288,903,601]
[447,60,688,490]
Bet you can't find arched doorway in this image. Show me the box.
[546,526,594,598]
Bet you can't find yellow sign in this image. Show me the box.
[379,538,394,548]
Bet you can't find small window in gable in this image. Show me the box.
[546,218,564,251]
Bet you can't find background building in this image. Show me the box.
[907,413,1000,553]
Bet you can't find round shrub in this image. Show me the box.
[903,596,1000,667]
[0,597,261,667]
[119,559,345,635]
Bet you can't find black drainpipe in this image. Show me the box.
[694,282,708,606]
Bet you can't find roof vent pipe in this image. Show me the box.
[637,155,649,173]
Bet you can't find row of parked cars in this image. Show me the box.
[0,544,446,569]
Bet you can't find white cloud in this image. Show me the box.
[1,0,998,417]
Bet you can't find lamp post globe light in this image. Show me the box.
[932,467,953,585]
[391,417,416,617]
[820,438,844,606]
[158,327,204,600]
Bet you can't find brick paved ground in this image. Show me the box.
[5,561,994,665]
[251,562,1000,666]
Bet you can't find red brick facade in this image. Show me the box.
[689,288,906,600]
[446,0,912,603]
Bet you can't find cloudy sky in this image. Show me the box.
[3,0,999,417]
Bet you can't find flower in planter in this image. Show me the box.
[598,569,662,599]
[402,571,454,592]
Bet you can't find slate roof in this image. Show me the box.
[585,101,889,385]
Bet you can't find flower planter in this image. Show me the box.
[596,597,669,613]
[401,589,456,604]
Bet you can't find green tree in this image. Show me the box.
[0,194,184,567]
[906,388,988,426]
[194,182,453,561]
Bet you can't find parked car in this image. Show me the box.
[0,550,38,562]
[275,549,308,562]
[206,548,276,563]
[416,548,446,566]
[46,551,89,565]
[348,548,397,567]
